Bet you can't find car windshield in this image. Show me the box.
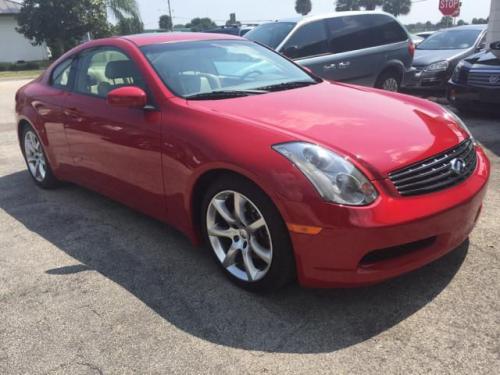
[245,22,296,49]
[141,40,318,99]
[417,29,482,50]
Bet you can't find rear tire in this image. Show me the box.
[375,70,402,92]
[201,175,296,292]
[21,124,59,189]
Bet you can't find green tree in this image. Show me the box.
[116,16,144,35]
[382,0,412,17]
[360,0,383,10]
[335,0,360,11]
[16,0,111,59]
[105,0,140,21]
[186,17,217,32]
[472,18,488,25]
[295,0,312,15]
[437,16,453,28]
[457,19,468,26]
[159,14,173,30]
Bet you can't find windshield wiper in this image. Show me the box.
[185,89,268,100]
[254,81,317,92]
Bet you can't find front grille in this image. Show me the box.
[467,70,500,88]
[389,140,477,196]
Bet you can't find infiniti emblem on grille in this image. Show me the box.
[450,158,467,176]
[489,75,500,84]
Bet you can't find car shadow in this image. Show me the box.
[0,171,468,354]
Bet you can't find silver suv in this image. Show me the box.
[245,11,414,92]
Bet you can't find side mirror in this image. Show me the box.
[107,86,147,109]
[282,45,299,59]
[476,43,486,52]
[491,41,500,50]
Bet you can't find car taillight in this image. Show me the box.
[408,41,415,58]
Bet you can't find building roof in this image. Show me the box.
[0,0,21,15]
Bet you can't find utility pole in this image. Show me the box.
[167,0,173,31]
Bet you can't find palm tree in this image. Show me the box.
[105,0,140,21]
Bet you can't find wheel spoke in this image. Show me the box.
[250,237,272,264]
[34,160,41,179]
[247,217,265,233]
[212,198,237,226]
[242,249,259,281]
[207,224,236,238]
[38,161,46,178]
[233,192,247,226]
[222,244,240,268]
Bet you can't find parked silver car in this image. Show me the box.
[404,25,487,91]
[245,11,414,91]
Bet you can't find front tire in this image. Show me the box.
[21,124,59,189]
[201,176,295,292]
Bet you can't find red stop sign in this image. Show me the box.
[439,0,461,16]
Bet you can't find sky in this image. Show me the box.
[136,0,492,29]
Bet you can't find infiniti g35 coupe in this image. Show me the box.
[16,33,490,291]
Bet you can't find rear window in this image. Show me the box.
[326,14,408,54]
[245,22,296,49]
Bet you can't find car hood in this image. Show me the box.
[466,50,500,67]
[413,48,469,67]
[187,82,468,179]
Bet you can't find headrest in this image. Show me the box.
[105,60,139,79]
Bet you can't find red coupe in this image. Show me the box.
[15,33,490,291]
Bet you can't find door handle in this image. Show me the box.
[64,107,81,120]
[323,63,337,70]
[338,61,351,69]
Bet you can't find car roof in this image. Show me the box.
[274,10,396,25]
[120,32,244,47]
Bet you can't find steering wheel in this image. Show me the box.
[242,70,263,80]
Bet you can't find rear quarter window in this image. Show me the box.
[326,14,408,54]
[50,58,74,89]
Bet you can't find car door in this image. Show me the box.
[29,58,76,175]
[63,46,165,220]
[322,15,387,85]
[278,20,337,80]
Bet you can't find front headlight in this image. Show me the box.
[273,142,378,206]
[425,60,449,72]
[442,107,475,143]
[452,61,465,82]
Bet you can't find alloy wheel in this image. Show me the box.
[206,190,273,282]
[382,77,399,92]
[24,130,47,182]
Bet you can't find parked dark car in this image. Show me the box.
[416,31,435,40]
[404,25,487,91]
[206,25,241,36]
[448,41,500,112]
[206,25,257,37]
[245,11,414,92]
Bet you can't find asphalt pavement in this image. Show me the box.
[0,79,498,374]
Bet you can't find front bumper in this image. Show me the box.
[284,147,490,288]
[403,67,451,90]
[448,81,500,106]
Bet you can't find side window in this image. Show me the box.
[75,48,145,98]
[51,58,74,89]
[327,15,408,54]
[282,21,328,59]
